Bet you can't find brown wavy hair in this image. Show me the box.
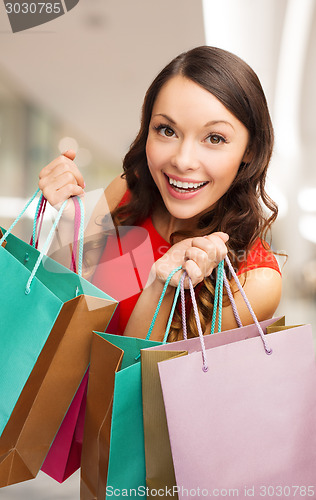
[110,46,277,340]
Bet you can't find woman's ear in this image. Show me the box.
[242,146,253,164]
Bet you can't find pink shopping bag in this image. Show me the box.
[39,197,89,482]
[155,259,316,498]
[41,370,88,483]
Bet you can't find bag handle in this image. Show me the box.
[181,260,242,340]
[145,265,183,344]
[223,255,272,355]
[182,256,272,372]
[0,188,41,246]
[70,197,82,274]
[31,194,47,248]
[0,190,84,292]
[31,195,83,276]
[134,266,183,360]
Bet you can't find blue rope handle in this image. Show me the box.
[145,265,182,342]
[32,194,44,248]
[162,276,183,343]
[0,189,84,293]
[25,199,68,294]
[210,259,224,335]
[0,188,40,247]
[33,195,84,276]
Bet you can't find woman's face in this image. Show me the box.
[146,75,250,226]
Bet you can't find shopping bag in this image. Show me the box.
[141,349,185,498]
[0,190,117,487]
[40,196,90,483]
[80,267,182,500]
[41,370,88,482]
[156,258,316,497]
[140,263,275,496]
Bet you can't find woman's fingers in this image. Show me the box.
[39,153,85,188]
[38,151,85,208]
[183,233,229,286]
[154,232,229,288]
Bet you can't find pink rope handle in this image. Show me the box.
[181,266,243,339]
[180,257,272,372]
[188,276,209,371]
[223,269,243,327]
[31,196,81,275]
[70,197,81,273]
[180,271,208,371]
[30,196,47,248]
[224,256,272,355]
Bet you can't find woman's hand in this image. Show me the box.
[152,232,229,288]
[38,149,85,211]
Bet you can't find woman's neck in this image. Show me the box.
[151,205,198,241]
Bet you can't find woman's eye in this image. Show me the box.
[206,134,225,144]
[161,126,175,137]
[155,125,175,137]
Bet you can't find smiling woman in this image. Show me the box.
[146,76,250,228]
[38,46,282,342]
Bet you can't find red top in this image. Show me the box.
[92,192,281,335]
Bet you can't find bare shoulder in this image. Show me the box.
[221,268,282,330]
[84,174,126,238]
[104,174,127,212]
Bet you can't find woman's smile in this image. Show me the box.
[164,173,209,199]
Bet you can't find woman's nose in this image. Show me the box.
[171,139,200,172]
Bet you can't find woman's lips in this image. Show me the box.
[164,173,209,200]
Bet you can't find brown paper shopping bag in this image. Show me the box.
[0,293,116,488]
[141,349,186,498]
[0,192,117,487]
[80,267,183,499]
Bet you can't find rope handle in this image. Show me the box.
[0,189,85,293]
[134,266,183,360]
[0,188,40,247]
[31,194,47,248]
[25,199,68,294]
[181,260,226,340]
[145,265,182,343]
[31,195,83,276]
[224,256,272,355]
[182,256,272,371]
[210,260,224,335]
[25,196,85,293]
[70,197,84,276]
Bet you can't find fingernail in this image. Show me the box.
[83,182,86,188]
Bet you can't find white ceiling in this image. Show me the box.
[0,0,205,162]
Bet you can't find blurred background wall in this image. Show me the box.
[0,0,316,498]
[1,0,315,325]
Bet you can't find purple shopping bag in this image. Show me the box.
[155,259,316,498]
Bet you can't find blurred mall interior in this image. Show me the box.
[0,0,316,498]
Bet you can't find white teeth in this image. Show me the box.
[168,177,205,189]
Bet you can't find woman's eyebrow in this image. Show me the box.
[153,114,235,131]
[152,113,176,124]
[203,120,235,131]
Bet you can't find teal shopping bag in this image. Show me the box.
[80,267,182,500]
[0,191,117,486]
